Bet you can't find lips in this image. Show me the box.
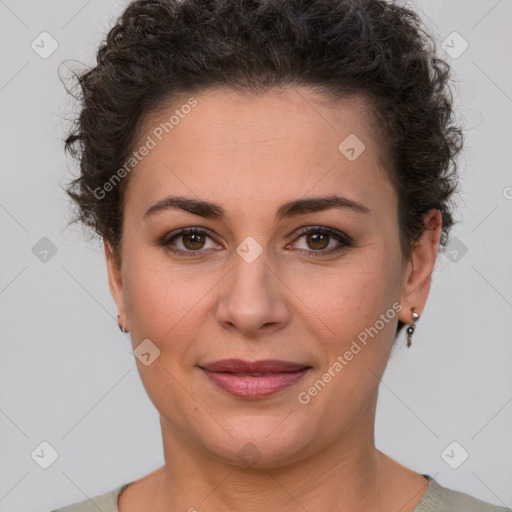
[200,359,309,373]
[199,359,312,399]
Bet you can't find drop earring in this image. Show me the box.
[117,314,129,333]
[407,308,420,348]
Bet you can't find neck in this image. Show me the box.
[152,417,386,512]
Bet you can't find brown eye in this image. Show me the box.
[304,232,330,251]
[181,232,207,250]
[290,226,353,257]
[161,227,221,257]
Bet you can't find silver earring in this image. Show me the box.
[117,314,129,333]
[407,309,420,348]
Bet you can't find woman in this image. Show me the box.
[53,0,509,511]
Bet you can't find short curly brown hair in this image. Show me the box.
[63,0,463,334]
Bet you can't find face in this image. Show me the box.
[106,86,439,467]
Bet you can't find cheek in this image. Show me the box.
[291,251,402,343]
[120,250,209,421]
[292,257,402,428]
[291,250,402,407]
[121,246,211,354]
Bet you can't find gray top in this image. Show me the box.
[50,474,511,512]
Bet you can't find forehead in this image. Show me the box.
[123,86,394,219]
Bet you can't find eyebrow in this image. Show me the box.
[143,194,371,221]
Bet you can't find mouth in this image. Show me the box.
[198,359,312,399]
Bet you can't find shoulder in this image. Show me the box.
[48,483,132,512]
[416,475,511,512]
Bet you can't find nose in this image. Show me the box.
[216,247,291,337]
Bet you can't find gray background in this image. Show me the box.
[1,1,511,511]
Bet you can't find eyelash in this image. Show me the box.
[160,226,353,258]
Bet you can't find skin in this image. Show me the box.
[105,86,441,511]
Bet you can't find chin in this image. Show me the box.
[192,414,319,469]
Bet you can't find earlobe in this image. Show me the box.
[398,209,442,325]
[104,240,127,331]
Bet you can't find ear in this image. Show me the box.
[398,209,442,324]
[104,240,127,330]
